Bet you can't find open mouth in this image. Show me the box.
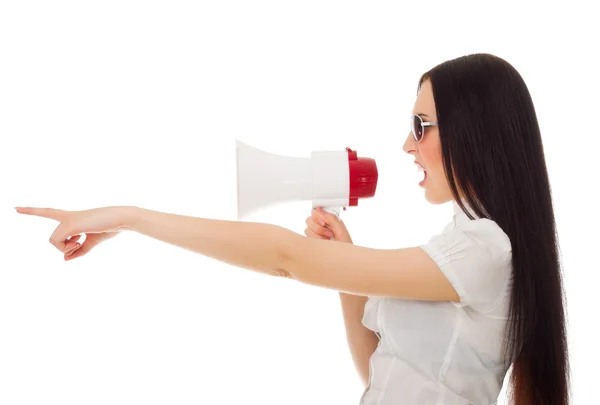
[416,162,427,186]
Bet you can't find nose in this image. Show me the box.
[402,131,416,154]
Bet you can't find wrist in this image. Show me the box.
[120,205,142,231]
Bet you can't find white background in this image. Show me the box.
[1,1,598,404]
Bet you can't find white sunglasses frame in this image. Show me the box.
[411,114,438,143]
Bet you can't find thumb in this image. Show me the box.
[50,222,78,252]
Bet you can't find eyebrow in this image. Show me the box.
[416,113,430,118]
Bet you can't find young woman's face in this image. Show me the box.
[403,79,453,204]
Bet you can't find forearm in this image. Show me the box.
[123,206,292,278]
[339,292,379,387]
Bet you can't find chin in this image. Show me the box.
[424,187,452,205]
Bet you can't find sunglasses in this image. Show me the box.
[410,114,438,143]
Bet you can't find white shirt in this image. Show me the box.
[359,200,513,405]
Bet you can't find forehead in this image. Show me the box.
[413,79,436,118]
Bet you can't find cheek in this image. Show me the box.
[420,142,446,187]
[420,144,441,174]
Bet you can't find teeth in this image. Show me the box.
[417,164,426,183]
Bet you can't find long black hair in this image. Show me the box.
[419,53,570,404]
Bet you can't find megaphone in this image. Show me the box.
[236,140,378,219]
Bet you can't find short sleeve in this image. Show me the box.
[419,219,512,312]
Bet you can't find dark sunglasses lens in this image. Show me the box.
[412,115,422,142]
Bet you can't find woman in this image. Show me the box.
[15,53,570,404]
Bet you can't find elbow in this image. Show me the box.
[271,233,293,279]
[276,228,306,280]
[272,267,293,278]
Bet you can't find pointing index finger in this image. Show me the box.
[15,207,65,221]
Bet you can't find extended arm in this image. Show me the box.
[124,206,460,301]
[125,206,292,278]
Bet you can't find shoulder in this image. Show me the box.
[427,217,512,259]
[462,216,511,242]
[419,217,512,312]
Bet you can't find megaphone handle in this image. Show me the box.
[321,207,342,218]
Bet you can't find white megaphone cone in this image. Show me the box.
[236,140,378,220]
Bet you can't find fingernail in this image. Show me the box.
[325,231,333,238]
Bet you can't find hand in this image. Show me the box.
[304,207,353,243]
[15,206,133,261]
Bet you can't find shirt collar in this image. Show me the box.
[452,199,482,225]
